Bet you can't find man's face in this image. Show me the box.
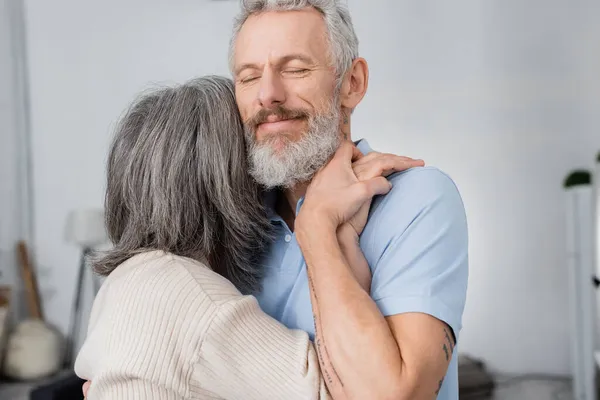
[233,8,342,188]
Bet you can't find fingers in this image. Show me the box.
[333,140,362,164]
[83,381,91,397]
[353,177,392,203]
[367,176,393,196]
[351,143,364,163]
[353,152,420,166]
[353,154,425,181]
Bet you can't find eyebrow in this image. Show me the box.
[234,53,316,76]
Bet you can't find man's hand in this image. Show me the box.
[338,150,424,293]
[300,141,422,231]
[348,151,424,235]
[300,141,390,230]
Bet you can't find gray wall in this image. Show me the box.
[0,0,27,322]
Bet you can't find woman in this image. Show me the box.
[75,76,416,399]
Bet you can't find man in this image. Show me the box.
[232,0,468,399]
[82,1,468,398]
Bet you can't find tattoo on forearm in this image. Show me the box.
[435,379,443,395]
[443,328,455,352]
[308,271,343,387]
[442,327,455,361]
[436,328,454,395]
[442,328,455,360]
[442,343,450,361]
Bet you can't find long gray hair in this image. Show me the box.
[94,76,272,294]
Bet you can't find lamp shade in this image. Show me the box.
[64,209,108,248]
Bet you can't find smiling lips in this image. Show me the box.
[257,116,304,134]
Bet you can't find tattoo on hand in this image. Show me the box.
[442,343,449,361]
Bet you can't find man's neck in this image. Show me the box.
[276,118,353,231]
[276,182,309,232]
[286,182,310,211]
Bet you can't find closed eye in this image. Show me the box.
[240,75,259,84]
[284,69,310,75]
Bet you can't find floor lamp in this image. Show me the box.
[596,152,600,293]
[564,170,596,400]
[64,209,107,367]
[595,152,600,374]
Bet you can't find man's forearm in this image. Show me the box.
[297,216,404,400]
[337,224,371,293]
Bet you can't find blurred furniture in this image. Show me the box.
[64,209,107,367]
[3,242,63,381]
[0,286,12,365]
[458,354,495,398]
[0,369,83,400]
[30,373,85,400]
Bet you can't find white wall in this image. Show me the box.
[0,0,28,322]
[22,0,600,375]
[350,1,600,375]
[0,0,18,296]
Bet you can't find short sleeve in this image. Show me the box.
[364,167,469,340]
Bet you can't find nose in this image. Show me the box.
[258,68,286,109]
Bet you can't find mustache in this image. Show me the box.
[245,106,310,129]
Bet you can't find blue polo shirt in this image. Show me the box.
[255,139,469,399]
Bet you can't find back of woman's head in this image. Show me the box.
[95,76,271,294]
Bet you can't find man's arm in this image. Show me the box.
[296,144,467,400]
[298,218,401,400]
[367,167,468,397]
[298,217,453,400]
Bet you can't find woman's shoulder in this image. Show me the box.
[102,250,242,305]
[77,250,233,387]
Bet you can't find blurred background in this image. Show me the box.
[1,0,599,399]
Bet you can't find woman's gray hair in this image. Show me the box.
[229,0,359,85]
[94,76,272,294]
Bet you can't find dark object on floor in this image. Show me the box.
[459,354,496,399]
[29,373,85,400]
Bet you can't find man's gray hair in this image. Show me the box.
[94,76,272,294]
[229,0,359,83]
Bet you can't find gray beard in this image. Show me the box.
[245,106,341,189]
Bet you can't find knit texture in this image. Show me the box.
[75,251,330,400]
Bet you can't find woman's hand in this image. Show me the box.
[82,381,90,398]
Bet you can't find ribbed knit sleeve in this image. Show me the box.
[75,252,219,399]
[193,295,331,400]
[75,251,331,400]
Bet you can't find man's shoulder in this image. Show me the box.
[360,165,468,253]
[372,166,466,218]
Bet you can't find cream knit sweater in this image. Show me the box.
[75,251,331,400]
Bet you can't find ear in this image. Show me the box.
[339,58,369,111]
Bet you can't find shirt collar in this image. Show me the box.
[355,138,373,155]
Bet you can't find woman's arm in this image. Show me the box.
[75,255,208,400]
[77,253,338,400]
[191,226,368,400]
[193,294,336,400]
